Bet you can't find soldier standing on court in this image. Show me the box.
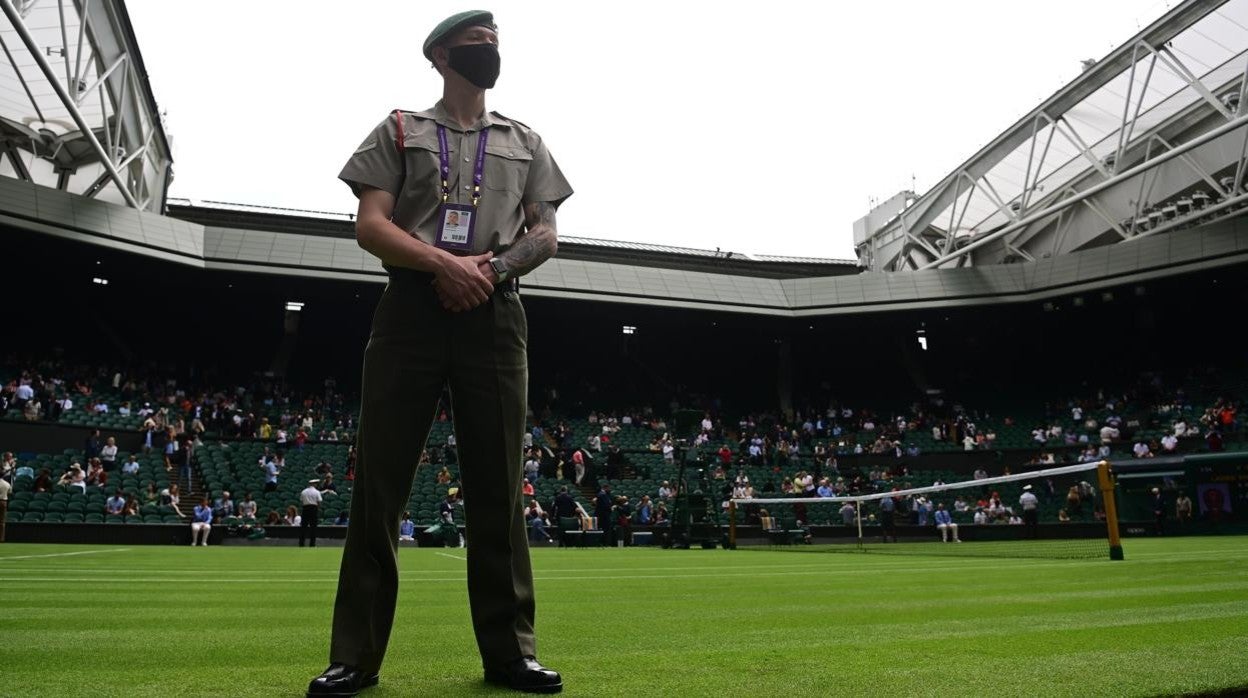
[308,10,571,697]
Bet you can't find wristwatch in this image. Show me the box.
[489,257,510,283]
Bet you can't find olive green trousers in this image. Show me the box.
[328,270,534,673]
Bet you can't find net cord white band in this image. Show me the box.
[731,461,1103,506]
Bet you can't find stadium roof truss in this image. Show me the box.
[0,0,170,212]
[856,0,1248,272]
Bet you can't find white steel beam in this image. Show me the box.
[0,0,139,207]
[918,112,1248,269]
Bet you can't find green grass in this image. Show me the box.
[1,537,1246,697]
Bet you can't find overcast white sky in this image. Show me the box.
[126,0,1171,259]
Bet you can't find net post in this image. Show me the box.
[1097,460,1125,560]
[728,500,737,549]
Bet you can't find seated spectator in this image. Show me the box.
[164,484,185,517]
[934,503,960,542]
[528,509,551,543]
[334,511,349,526]
[636,495,653,525]
[214,491,235,521]
[1207,429,1224,452]
[1133,441,1153,458]
[525,499,546,521]
[658,481,673,500]
[58,463,87,493]
[436,466,452,485]
[265,510,281,526]
[1161,433,1179,453]
[85,460,108,488]
[105,489,126,516]
[953,496,969,512]
[1058,508,1071,523]
[121,455,141,475]
[973,508,988,525]
[319,473,338,494]
[399,512,416,542]
[123,496,139,517]
[284,505,301,526]
[816,479,834,498]
[238,494,258,521]
[522,479,534,497]
[191,497,212,546]
[653,502,670,526]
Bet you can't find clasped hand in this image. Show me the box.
[432,252,498,312]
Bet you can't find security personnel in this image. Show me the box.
[300,479,323,548]
[308,10,571,697]
[1019,484,1040,539]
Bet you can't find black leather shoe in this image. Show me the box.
[484,656,563,694]
[306,663,379,697]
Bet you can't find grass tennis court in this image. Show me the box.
[1,537,1246,697]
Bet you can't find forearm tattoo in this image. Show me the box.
[499,202,558,276]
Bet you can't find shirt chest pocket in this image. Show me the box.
[401,136,443,188]
[483,144,533,199]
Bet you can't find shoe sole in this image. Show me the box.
[483,674,562,694]
[306,674,378,698]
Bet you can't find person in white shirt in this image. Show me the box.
[700,416,713,433]
[1100,425,1119,444]
[1019,485,1040,537]
[0,475,10,542]
[1161,434,1178,452]
[1133,441,1152,458]
[973,509,988,525]
[299,479,324,548]
[99,437,119,471]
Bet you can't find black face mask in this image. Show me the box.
[447,43,501,89]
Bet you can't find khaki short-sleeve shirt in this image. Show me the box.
[339,100,573,257]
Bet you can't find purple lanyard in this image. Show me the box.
[437,124,490,206]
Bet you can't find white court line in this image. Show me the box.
[6,561,1240,584]
[435,552,466,561]
[0,548,131,562]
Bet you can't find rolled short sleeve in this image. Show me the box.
[338,116,404,199]
[522,135,573,208]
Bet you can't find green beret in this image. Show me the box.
[423,10,496,62]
